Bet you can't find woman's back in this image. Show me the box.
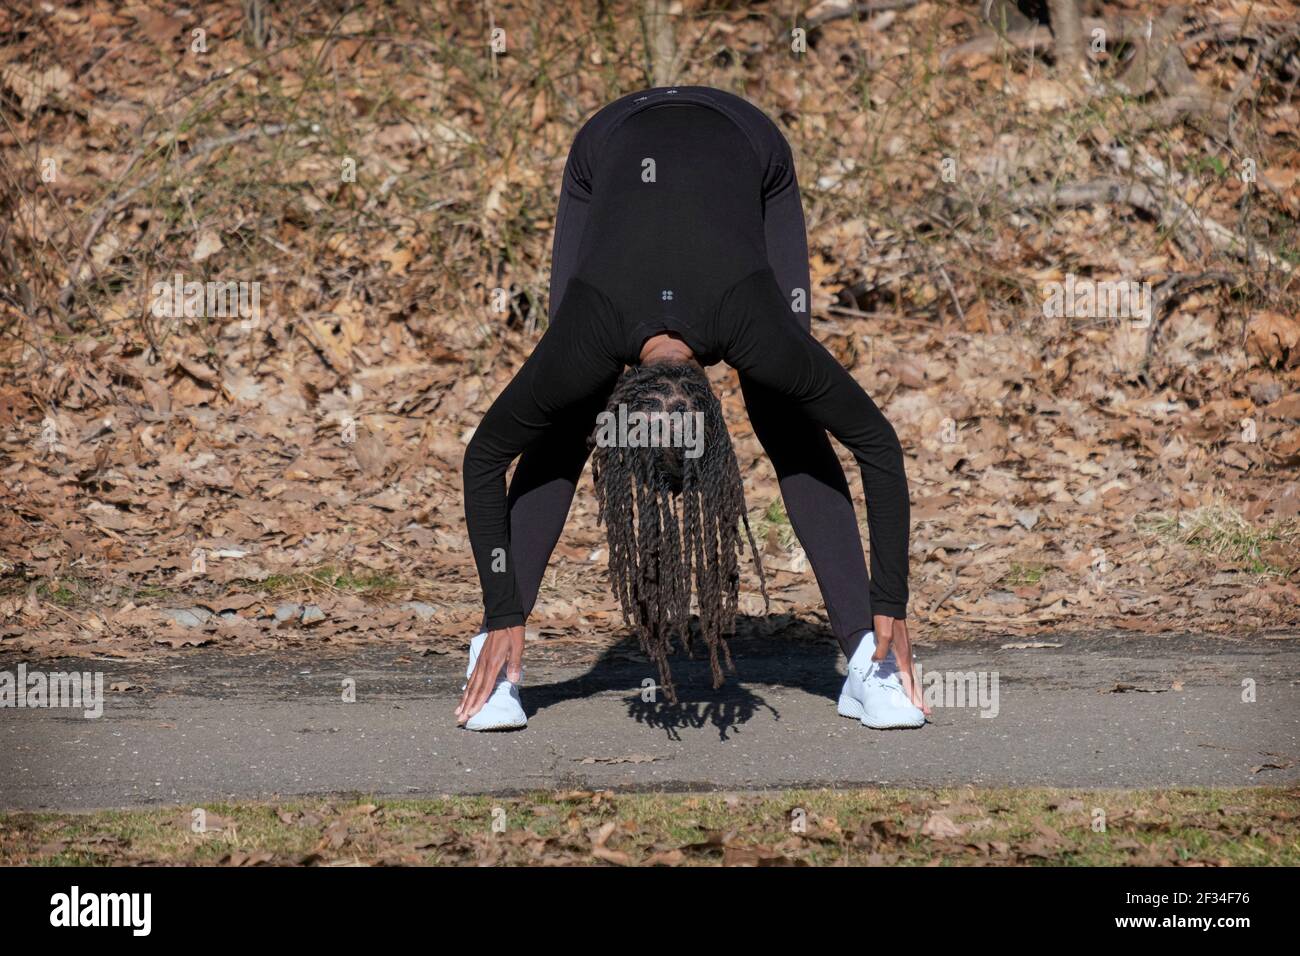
[572,101,771,334]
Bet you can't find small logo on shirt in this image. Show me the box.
[660,290,674,301]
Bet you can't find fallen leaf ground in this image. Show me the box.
[2,2,1298,662]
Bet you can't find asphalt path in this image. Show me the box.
[2,631,1297,809]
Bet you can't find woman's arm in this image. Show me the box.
[547,117,599,322]
[718,268,911,619]
[760,138,811,318]
[463,278,624,629]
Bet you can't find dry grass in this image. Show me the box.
[1138,506,1300,576]
[3,786,1298,867]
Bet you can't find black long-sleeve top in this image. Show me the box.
[463,88,910,630]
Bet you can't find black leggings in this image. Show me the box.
[498,124,874,660]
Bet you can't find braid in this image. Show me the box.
[590,363,767,703]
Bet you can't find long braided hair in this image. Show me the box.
[590,362,767,702]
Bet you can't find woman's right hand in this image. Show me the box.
[872,614,930,716]
[456,625,525,725]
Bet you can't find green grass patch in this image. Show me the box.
[1002,561,1048,587]
[752,499,798,552]
[0,575,182,609]
[38,580,82,607]
[1137,507,1300,576]
[0,567,404,610]
[0,575,102,608]
[762,500,789,526]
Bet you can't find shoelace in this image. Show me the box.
[853,654,926,718]
[851,658,900,687]
[852,659,919,713]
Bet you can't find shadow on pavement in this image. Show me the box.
[524,613,844,740]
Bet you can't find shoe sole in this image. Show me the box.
[463,690,527,731]
[463,718,527,732]
[838,694,926,730]
[463,689,527,731]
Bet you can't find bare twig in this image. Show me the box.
[57,121,308,312]
[941,16,1146,68]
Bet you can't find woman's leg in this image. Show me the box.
[496,390,609,621]
[483,124,605,626]
[744,126,875,659]
[740,378,874,658]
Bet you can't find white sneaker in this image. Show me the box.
[838,631,926,730]
[461,632,527,731]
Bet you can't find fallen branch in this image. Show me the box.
[1104,144,1293,275]
[939,15,1295,69]
[1003,177,1292,274]
[1121,90,1233,135]
[804,0,920,30]
[1006,178,1200,258]
[940,17,1145,68]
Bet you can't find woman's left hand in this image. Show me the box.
[457,625,524,725]
[872,614,930,716]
